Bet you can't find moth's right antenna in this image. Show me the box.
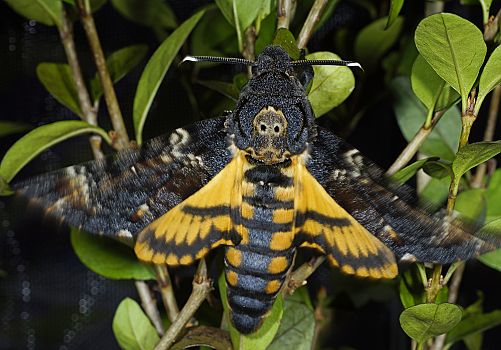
[182,56,255,66]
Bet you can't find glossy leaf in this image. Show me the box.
[478,218,501,272]
[133,10,205,144]
[391,157,439,184]
[218,274,283,350]
[113,298,160,350]
[0,121,111,183]
[411,55,445,112]
[476,45,501,113]
[452,141,501,179]
[415,13,486,109]
[5,0,63,27]
[445,310,501,347]
[268,289,315,350]
[307,52,355,117]
[0,121,31,138]
[273,28,301,61]
[386,0,404,28]
[400,303,462,343]
[354,16,404,71]
[110,0,177,29]
[422,160,452,179]
[71,228,156,280]
[391,77,460,161]
[36,63,83,117]
[90,44,149,103]
[486,169,501,220]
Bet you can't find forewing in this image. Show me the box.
[135,155,245,265]
[14,117,232,239]
[307,127,498,264]
[295,162,397,279]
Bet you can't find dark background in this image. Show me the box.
[1,1,500,349]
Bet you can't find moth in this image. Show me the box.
[14,45,498,334]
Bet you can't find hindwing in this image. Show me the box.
[294,158,397,279]
[135,154,246,265]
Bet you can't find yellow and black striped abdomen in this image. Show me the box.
[224,160,296,334]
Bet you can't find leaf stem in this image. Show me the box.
[284,256,325,295]
[75,0,130,150]
[154,260,212,350]
[425,264,443,303]
[135,280,165,336]
[277,0,296,29]
[386,110,445,176]
[155,265,180,323]
[58,8,103,160]
[297,0,328,49]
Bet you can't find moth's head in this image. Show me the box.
[182,45,361,165]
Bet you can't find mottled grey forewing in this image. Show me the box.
[14,117,231,239]
[308,127,498,264]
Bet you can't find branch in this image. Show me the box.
[284,256,325,295]
[75,0,129,150]
[155,265,180,323]
[58,8,104,160]
[297,0,328,49]
[277,0,295,29]
[154,260,212,350]
[135,281,165,336]
[386,110,445,176]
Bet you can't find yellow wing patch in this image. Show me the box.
[135,154,245,265]
[294,159,397,279]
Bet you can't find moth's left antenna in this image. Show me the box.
[291,59,363,71]
[181,56,255,66]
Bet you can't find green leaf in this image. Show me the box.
[419,177,450,210]
[218,274,283,350]
[191,6,238,60]
[0,121,32,138]
[452,141,501,179]
[455,189,486,222]
[400,303,462,344]
[71,228,156,280]
[0,121,111,183]
[133,10,205,145]
[478,218,501,271]
[399,268,425,309]
[272,29,301,61]
[415,13,486,110]
[267,289,315,350]
[90,44,149,103]
[255,10,277,55]
[391,77,460,161]
[476,45,501,113]
[411,55,446,113]
[36,63,83,117]
[110,0,177,29]
[486,169,501,220]
[5,0,63,27]
[386,0,404,29]
[422,160,452,179]
[307,51,355,117]
[445,310,501,348]
[354,16,404,71]
[215,0,271,51]
[113,298,160,350]
[391,157,439,184]
[197,80,240,101]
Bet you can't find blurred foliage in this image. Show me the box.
[1,0,501,349]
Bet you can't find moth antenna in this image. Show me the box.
[181,55,255,66]
[291,59,364,71]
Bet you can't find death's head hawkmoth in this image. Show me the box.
[14,45,500,334]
